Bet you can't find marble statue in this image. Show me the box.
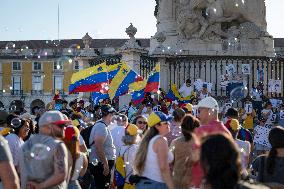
[151,0,274,56]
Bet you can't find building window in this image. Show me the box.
[74,60,80,70]
[53,75,63,90]
[54,61,63,70]
[32,76,43,90]
[33,62,42,71]
[12,76,21,90]
[12,62,22,71]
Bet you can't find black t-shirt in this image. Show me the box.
[252,155,284,184]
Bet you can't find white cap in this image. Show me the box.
[194,97,219,111]
[84,102,91,108]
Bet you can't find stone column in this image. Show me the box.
[118,24,147,109]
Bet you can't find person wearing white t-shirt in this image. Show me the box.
[179,79,193,98]
[142,104,153,119]
[111,114,128,157]
[5,118,29,171]
[198,84,211,100]
[261,102,274,124]
[254,117,272,156]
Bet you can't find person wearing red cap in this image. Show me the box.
[19,110,71,189]
[63,126,88,189]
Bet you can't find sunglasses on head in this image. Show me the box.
[137,121,147,124]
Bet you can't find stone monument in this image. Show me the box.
[150,0,275,56]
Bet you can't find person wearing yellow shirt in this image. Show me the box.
[242,109,256,132]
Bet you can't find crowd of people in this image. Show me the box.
[0,86,284,189]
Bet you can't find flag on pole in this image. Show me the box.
[108,63,140,100]
[129,80,147,105]
[69,62,108,94]
[145,63,160,93]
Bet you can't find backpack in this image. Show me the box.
[113,146,132,187]
[81,120,106,149]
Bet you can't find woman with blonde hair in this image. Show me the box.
[63,126,88,189]
[134,111,174,189]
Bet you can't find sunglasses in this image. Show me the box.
[137,121,147,124]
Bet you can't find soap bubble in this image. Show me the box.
[5,42,15,50]
[10,105,17,112]
[68,44,80,56]
[172,126,181,137]
[30,144,51,160]
[230,86,248,103]
[91,159,99,166]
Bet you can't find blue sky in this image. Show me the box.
[0,0,283,41]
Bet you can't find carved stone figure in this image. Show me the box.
[151,0,274,56]
[174,0,267,40]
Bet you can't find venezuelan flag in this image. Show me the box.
[108,63,140,100]
[145,63,160,93]
[129,80,147,105]
[166,84,194,104]
[107,63,122,81]
[69,62,108,94]
[92,92,109,105]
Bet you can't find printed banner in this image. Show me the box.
[242,64,251,75]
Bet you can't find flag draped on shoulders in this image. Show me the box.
[145,63,160,93]
[69,62,108,94]
[166,84,194,104]
[108,62,140,100]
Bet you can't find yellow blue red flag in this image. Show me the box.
[108,62,140,100]
[69,62,108,94]
[166,84,195,104]
[129,80,147,105]
[145,63,160,93]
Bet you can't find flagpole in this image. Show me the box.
[158,63,160,101]
[57,3,60,41]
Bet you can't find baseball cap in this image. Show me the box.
[147,111,173,127]
[225,119,240,131]
[65,126,80,141]
[0,110,9,125]
[38,110,71,127]
[185,103,193,112]
[194,97,219,111]
[126,124,138,136]
[101,105,116,115]
[84,102,91,108]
